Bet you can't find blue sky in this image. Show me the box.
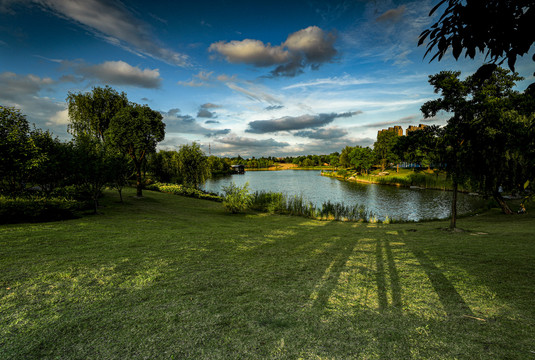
[1,0,533,157]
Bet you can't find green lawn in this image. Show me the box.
[1,188,534,359]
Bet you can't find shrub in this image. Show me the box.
[250,191,286,213]
[0,196,81,224]
[145,182,222,202]
[222,182,253,213]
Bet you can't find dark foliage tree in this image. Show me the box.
[419,0,535,79]
[0,106,40,196]
[71,135,111,214]
[147,150,180,183]
[393,125,442,169]
[106,150,133,203]
[207,155,232,176]
[422,67,531,227]
[29,129,76,196]
[106,103,165,197]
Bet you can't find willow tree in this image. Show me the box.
[106,103,165,197]
[67,86,128,142]
[176,143,210,189]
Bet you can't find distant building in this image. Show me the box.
[377,125,403,137]
[406,124,427,135]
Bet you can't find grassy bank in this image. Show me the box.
[323,168,474,192]
[1,188,534,359]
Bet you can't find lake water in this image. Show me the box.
[202,170,485,221]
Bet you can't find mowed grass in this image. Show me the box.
[1,188,534,359]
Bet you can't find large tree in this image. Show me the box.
[67,86,128,142]
[106,103,165,197]
[419,0,535,78]
[422,67,529,227]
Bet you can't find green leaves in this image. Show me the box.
[67,86,128,142]
[222,182,253,214]
[419,0,535,76]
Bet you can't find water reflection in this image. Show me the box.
[202,170,483,221]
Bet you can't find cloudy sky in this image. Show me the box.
[1,0,533,157]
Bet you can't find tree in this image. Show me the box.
[349,146,374,174]
[106,150,133,203]
[373,130,400,171]
[422,71,475,229]
[0,106,40,196]
[29,129,76,196]
[106,103,165,197]
[393,125,442,169]
[147,150,180,183]
[67,86,128,142]
[339,146,354,168]
[421,67,529,227]
[329,153,340,169]
[71,135,111,214]
[176,143,211,188]
[419,0,535,78]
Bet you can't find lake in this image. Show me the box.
[203,170,484,221]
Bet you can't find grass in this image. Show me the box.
[1,187,534,359]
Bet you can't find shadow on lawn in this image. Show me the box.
[3,208,526,359]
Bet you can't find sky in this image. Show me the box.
[1,0,533,157]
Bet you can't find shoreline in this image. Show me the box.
[320,170,479,194]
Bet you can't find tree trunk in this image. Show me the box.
[493,190,513,214]
[93,195,98,215]
[450,179,458,229]
[136,165,143,197]
[118,188,123,203]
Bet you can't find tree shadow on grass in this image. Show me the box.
[1,215,523,359]
[407,245,474,318]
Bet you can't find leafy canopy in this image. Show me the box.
[67,86,128,142]
[419,0,535,75]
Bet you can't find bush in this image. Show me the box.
[145,182,222,202]
[222,182,253,213]
[0,196,81,224]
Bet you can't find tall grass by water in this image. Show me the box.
[251,191,376,222]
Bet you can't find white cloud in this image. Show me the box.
[209,26,337,77]
[47,108,69,125]
[0,71,68,135]
[76,60,162,88]
[209,39,290,66]
[226,82,281,104]
[283,74,372,90]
